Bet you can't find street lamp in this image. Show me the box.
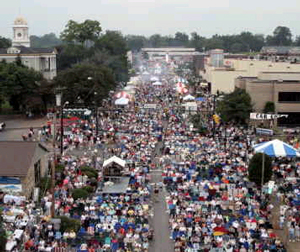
[87,76,99,136]
[60,101,69,156]
[51,92,62,218]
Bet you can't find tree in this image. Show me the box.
[248,153,273,186]
[266,26,292,46]
[0,36,11,48]
[174,32,189,47]
[126,35,146,51]
[94,30,129,82]
[189,32,205,51]
[263,101,275,113]
[60,19,102,44]
[190,113,207,134]
[30,33,62,48]
[53,63,116,106]
[0,60,45,111]
[217,88,252,124]
[72,188,89,200]
[58,216,81,232]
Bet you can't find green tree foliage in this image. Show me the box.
[57,19,129,86]
[126,35,146,51]
[189,32,205,51]
[72,188,89,200]
[60,20,102,44]
[190,113,207,134]
[30,33,62,48]
[266,26,292,46]
[174,32,189,47]
[248,153,273,186]
[217,88,252,124]
[54,63,116,107]
[58,216,81,232]
[0,60,46,111]
[263,101,275,113]
[124,30,267,53]
[94,30,128,82]
[0,36,11,48]
[80,166,98,178]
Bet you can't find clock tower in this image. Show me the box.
[12,16,30,47]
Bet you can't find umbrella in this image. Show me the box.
[213,226,229,236]
[253,139,300,157]
[115,97,129,105]
[253,139,300,188]
[196,97,206,102]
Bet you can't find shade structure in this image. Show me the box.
[253,139,300,157]
[115,97,129,106]
[152,81,162,86]
[150,76,159,82]
[115,91,130,99]
[183,94,195,101]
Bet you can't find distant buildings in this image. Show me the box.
[0,16,57,80]
[235,72,300,126]
[200,51,300,94]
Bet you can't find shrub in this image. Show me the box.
[263,101,275,113]
[248,153,273,186]
[80,166,98,178]
[39,176,51,192]
[82,186,94,193]
[57,216,81,232]
[55,164,65,173]
[72,188,89,200]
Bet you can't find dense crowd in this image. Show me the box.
[2,63,300,252]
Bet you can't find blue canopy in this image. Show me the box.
[253,139,300,157]
[196,97,206,102]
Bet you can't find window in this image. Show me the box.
[278,92,300,103]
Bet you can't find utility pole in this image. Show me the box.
[51,109,57,218]
[213,95,216,138]
[60,105,63,156]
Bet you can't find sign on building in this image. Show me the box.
[250,113,288,120]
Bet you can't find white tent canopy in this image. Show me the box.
[103,156,126,168]
[115,97,129,105]
[153,81,162,86]
[150,76,159,82]
[183,94,195,101]
[123,86,134,91]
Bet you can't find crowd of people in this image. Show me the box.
[2,61,300,252]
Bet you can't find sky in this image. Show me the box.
[1,0,300,39]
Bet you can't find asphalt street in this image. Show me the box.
[0,116,47,141]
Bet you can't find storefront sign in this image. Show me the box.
[250,113,288,120]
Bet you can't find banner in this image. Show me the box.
[250,113,288,120]
[143,104,157,109]
[256,128,273,136]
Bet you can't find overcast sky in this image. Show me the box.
[2,0,300,39]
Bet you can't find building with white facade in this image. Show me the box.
[0,16,57,80]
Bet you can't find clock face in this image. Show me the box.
[17,32,22,37]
